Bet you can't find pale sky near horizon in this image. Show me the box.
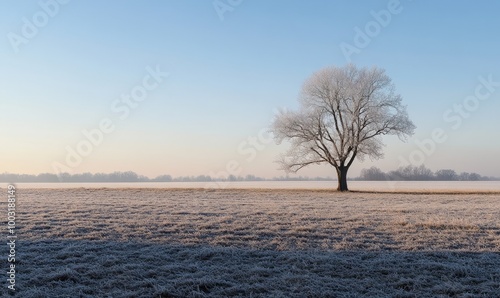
[1,0,499,179]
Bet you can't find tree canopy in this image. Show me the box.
[272,64,415,191]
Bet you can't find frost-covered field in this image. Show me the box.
[5,188,500,297]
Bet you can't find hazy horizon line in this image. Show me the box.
[1,165,499,183]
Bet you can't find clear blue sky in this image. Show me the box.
[1,0,499,178]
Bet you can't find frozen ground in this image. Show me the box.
[3,188,500,297]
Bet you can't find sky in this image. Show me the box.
[1,0,499,179]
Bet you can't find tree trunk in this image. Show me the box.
[336,166,349,191]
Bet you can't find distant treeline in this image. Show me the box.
[0,171,334,183]
[1,166,497,182]
[354,165,499,181]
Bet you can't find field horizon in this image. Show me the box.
[9,180,500,194]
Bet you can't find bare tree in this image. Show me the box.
[271,64,415,191]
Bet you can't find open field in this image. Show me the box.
[3,188,500,297]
